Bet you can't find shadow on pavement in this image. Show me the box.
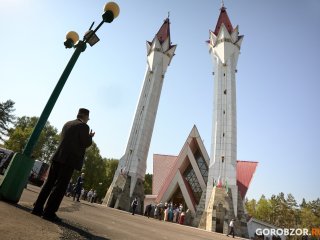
[11,203,110,240]
[56,220,111,240]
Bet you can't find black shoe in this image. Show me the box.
[31,209,43,217]
[42,213,62,223]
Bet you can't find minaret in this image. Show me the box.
[104,18,176,212]
[195,4,247,236]
[206,3,243,217]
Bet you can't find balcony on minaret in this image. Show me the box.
[147,18,177,73]
[208,6,243,65]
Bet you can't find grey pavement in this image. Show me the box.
[0,182,247,240]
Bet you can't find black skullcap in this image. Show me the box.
[78,108,89,116]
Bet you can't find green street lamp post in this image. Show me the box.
[0,2,120,203]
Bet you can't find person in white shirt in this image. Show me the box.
[227,218,235,238]
[131,197,138,215]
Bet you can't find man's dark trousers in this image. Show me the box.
[33,161,74,215]
[227,227,235,238]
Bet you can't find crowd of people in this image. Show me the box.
[65,174,98,203]
[142,202,238,237]
[143,201,192,225]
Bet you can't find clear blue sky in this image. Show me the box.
[1,0,319,203]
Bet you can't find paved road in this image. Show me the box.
[1,183,246,240]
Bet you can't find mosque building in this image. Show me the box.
[144,3,257,237]
[104,3,258,237]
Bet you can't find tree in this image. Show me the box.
[300,198,320,229]
[4,116,59,163]
[104,158,119,188]
[80,142,105,195]
[300,207,319,228]
[94,157,118,201]
[246,194,320,233]
[256,195,272,223]
[0,99,16,143]
[286,193,299,228]
[245,198,257,217]
[269,194,281,225]
[144,173,152,194]
[308,198,320,218]
[72,141,119,202]
[300,198,307,208]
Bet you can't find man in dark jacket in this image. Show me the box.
[32,108,94,222]
[131,197,138,215]
[73,173,84,202]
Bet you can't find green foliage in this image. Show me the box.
[104,158,119,188]
[144,173,152,194]
[256,195,272,223]
[300,198,320,227]
[245,198,257,217]
[4,116,59,163]
[0,99,16,143]
[72,144,119,202]
[81,142,104,189]
[246,193,320,230]
[2,112,121,203]
[300,198,307,208]
[95,158,118,201]
[308,198,320,218]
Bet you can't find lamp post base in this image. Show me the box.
[0,153,34,203]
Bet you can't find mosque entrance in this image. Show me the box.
[109,195,117,208]
[170,186,187,210]
[215,203,225,233]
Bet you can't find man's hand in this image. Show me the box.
[90,129,95,137]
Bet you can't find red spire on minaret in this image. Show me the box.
[214,6,233,35]
[156,18,171,45]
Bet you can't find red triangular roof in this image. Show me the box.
[156,18,171,45]
[214,6,233,35]
[153,155,258,200]
[236,160,258,199]
[154,152,182,202]
[152,154,177,195]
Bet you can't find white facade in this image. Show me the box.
[206,11,244,217]
[113,19,176,197]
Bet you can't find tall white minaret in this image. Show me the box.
[205,5,243,217]
[104,18,176,211]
